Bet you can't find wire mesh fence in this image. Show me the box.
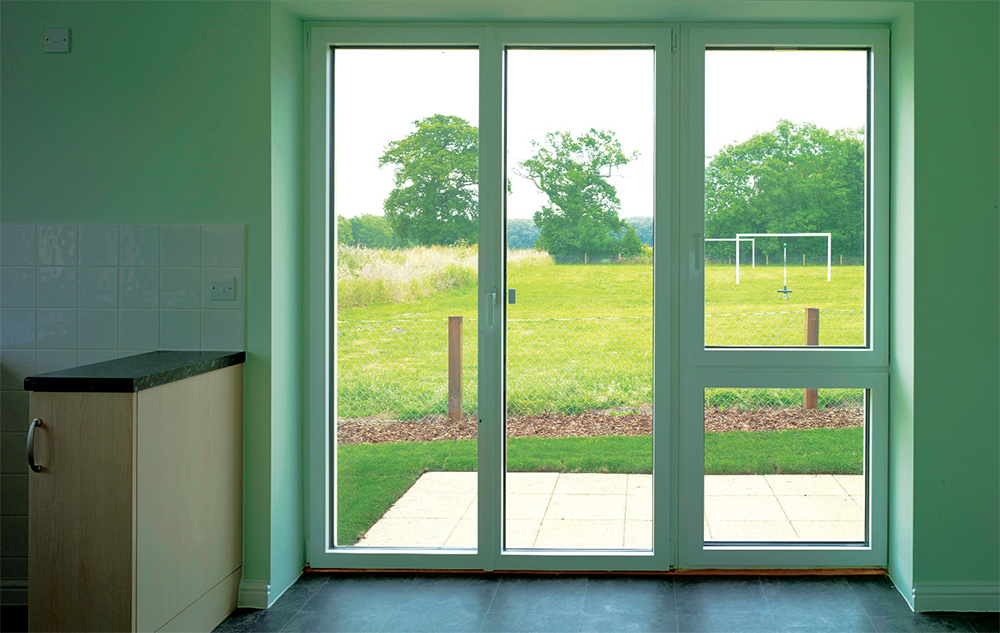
[705,309,865,347]
[704,387,865,411]
[335,308,865,422]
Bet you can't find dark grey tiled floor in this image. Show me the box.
[211,574,1000,633]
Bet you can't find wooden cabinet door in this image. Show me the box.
[28,392,136,633]
[135,364,243,632]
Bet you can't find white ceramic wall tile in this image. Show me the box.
[201,268,242,310]
[0,391,30,431]
[202,225,244,267]
[36,267,77,308]
[2,222,245,598]
[78,309,118,350]
[78,267,118,308]
[78,225,118,266]
[201,310,244,350]
[0,226,35,266]
[0,267,35,308]
[161,225,202,267]
[36,309,77,350]
[0,310,35,349]
[0,516,28,556]
[77,350,118,366]
[1,474,27,515]
[120,268,159,308]
[0,434,25,476]
[0,353,34,392]
[1,557,28,581]
[119,309,159,350]
[119,225,160,266]
[36,225,77,266]
[35,350,77,374]
[160,268,201,308]
[119,349,155,358]
[160,310,201,350]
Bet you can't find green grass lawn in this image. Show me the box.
[336,260,864,419]
[336,428,863,545]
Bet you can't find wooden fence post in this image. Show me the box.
[766,254,769,266]
[840,253,843,266]
[584,253,588,264]
[803,253,806,266]
[448,316,462,421]
[803,308,819,409]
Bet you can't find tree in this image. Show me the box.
[619,225,644,257]
[518,129,637,258]
[379,114,478,246]
[705,120,865,259]
[623,216,654,246]
[336,215,355,246]
[506,218,540,249]
[350,214,399,249]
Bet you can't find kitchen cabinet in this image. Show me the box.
[25,351,244,633]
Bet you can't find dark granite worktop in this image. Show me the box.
[24,350,246,393]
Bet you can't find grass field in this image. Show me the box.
[336,427,864,545]
[334,247,866,545]
[336,248,865,420]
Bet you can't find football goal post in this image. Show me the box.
[705,237,756,268]
[734,232,832,284]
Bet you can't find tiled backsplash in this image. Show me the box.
[0,223,245,604]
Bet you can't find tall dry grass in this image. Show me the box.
[337,245,553,309]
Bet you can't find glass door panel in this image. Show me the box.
[504,48,655,550]
[332,48,479,549]
[703,387,867,544]
[703,49,869,348]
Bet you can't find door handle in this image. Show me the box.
[27,418,43,473]
[693,233,704,272]
[486,288,497,327]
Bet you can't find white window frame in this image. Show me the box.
[678,369,888,569]
[304,21,890,572]
[305,23,676,573]
[681,25,889,369]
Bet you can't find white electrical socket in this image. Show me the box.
[210,276,236,301]
[44,28,70,53]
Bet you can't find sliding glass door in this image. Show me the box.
[305,23,887,572]
[503,47,656,551]
[331,47,480,550]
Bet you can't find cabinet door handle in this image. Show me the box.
[27,418,43,473]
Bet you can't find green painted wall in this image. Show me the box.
[911,0,1000,593]
[4,0,997,612]
[889,5,916,603]
[269,2,306,600]
[0,0,277,588]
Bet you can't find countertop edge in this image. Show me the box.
[24,351,246,393]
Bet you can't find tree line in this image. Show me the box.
[338,114,865,259]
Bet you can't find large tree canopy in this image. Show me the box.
[379,114,478,246]
[705,120,865,258]
[519,129,637,258]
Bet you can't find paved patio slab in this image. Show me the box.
[354,472,865,548]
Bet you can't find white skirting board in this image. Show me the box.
[913,582,1000,612]
[237,579,271,609]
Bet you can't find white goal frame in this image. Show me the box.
[705,237,756,268]
[735,232,832,283]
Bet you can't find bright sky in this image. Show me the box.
[333,48,867,220]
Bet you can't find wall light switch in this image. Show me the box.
[44,28,70,53]
[209,275,236,301]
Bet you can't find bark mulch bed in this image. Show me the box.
[336,407,862,446]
